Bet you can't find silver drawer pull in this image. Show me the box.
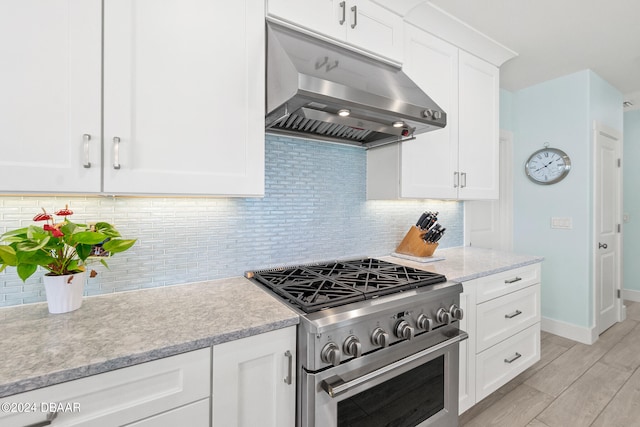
[284,350,293,385]
[113,136,121,170]
[83,134,92,168]
[505,310,523,319]
[505,276,522,284]
[504,352,522,364]
[339,1,346,24]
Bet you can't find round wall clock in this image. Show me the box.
[525,145,571,185]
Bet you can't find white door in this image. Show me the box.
[103,0,265,195]
[213,327,296,427]
[0,0,102,193]
[594,122,622,335]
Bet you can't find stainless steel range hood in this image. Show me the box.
[266,23,446,148]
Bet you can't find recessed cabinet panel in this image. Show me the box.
[0,0,102,193]
[103,0,264,195]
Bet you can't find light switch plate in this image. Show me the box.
[551,217,573,229]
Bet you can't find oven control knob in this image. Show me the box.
[436,308,452,325]
[449,304,464,321]
[343,335,362,358]
[394,320,414,340]
[371,327,390,348]
[416,314,433,332]
[321,342,341,367]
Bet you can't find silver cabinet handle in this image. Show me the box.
[113,137,121,170]
[83,134,92,168]
[453,171,459,188]
[350,5,357,28]
[461,172,467,188]
[505,277,522,284]
[24,411,58,427]
[284,350,293,385]
[505,310,522,319]
[504,352,522,364]
[339,1,346,25]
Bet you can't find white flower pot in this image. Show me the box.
[43,272,86,314]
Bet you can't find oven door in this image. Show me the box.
[301,327,467,427]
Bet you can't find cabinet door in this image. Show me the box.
[213,327,296,427]
[400,25,459,199]
[0,348,210,427]
[458,51,499,200]
[267,0,344,40]
[0,0,101,193]
[103,0,264,196]
[346,0,404,63]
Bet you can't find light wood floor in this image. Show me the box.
[460,300,640,427]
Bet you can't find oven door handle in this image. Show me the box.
[321,331,468,398]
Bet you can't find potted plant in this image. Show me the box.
[0,205,136,313]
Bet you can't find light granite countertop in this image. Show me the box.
[381,246,544,282]
[0,277,298,398]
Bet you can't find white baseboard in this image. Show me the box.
[623,289,640,302]
[541,316,597,345]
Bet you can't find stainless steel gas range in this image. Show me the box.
[246,258,467,427]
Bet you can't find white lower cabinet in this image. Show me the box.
[0,348,211,427]
[459,264,542,414]
[212,326,296,427]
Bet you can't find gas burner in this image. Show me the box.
[248,258,447,313]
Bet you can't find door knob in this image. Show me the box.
[599,242,608,249]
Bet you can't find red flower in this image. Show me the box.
[55,205,74,216]
[33,213,52,221]
[44,224,64,238]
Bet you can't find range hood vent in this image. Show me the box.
[266,23,447,148]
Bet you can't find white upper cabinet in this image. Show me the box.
[457,50,500,199]
[267,0,404,63]
[367,24,499,200]
[0,0,264,196]
[0,0,102,193]
[103,0,264,196]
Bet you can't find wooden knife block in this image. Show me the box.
[395,226,439,257]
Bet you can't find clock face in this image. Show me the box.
[525,148,571,185]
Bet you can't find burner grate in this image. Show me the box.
[249,258,447,313]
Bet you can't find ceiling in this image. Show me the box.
[422,0,640,108]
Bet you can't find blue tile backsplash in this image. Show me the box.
[0,135,463,307]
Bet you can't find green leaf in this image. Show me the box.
[1,227,28,239]
[76,243,93,261]
[20,250,56,266]
[16,236,50,252]
[102,239,136,253]
[100,259,109,269]
[0,245,17,266]
[72,232,108,245]
[17,264,37,282]
[94,222,122,238]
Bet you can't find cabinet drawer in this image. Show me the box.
[125,398,209,427]
[475,264,541,303]
[0,348,211,427]
[475,324,540,401]
[476,284,540,352]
